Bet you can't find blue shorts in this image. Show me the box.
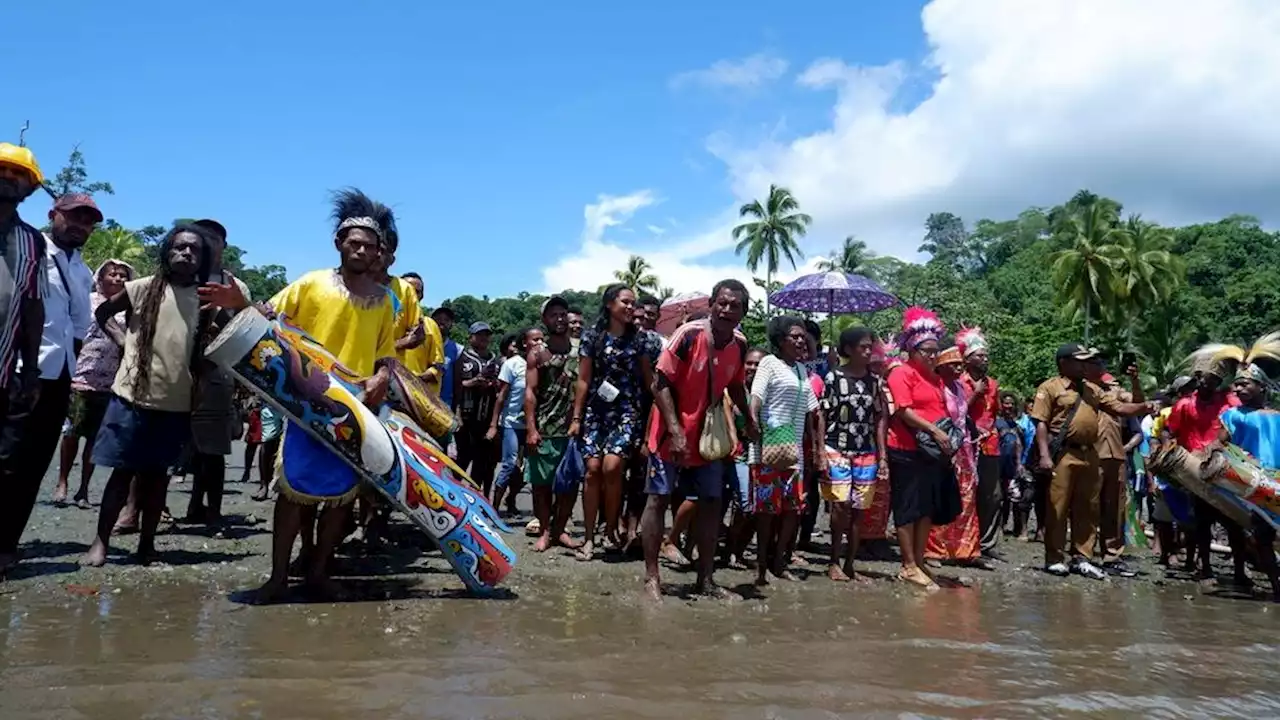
[645,455,724,500]
[276,424,361,504]
[91,396,190,471]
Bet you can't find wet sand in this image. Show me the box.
[3,444,1280,718]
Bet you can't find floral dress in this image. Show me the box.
[579,327,652,458]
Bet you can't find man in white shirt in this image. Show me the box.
[0,193,98,570]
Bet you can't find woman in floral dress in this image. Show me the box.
[571,284,656,559]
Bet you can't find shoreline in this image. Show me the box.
[0,442,1269,607]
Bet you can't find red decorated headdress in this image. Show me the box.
[901,306,944,350]
[955,325,988,359]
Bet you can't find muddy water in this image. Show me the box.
[2,576,1279,720]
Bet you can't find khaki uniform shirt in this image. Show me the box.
[1095,387,1132,460]
[1030,376,1128,449]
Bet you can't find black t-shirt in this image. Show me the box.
[455,348,500,424]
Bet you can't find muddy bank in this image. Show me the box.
[0,441,1272,604]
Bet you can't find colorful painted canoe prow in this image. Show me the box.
[205,307,516,593]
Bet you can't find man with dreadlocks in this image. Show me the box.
[203,189,397,601]
[85,224,218,567]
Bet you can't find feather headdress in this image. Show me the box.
[331,187,397,247]
[1189,331,1280,388]
[955,325,988,358]
[872,334,904,373]
[900,306,944,350]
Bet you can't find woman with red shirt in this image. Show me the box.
[886,307,954,589]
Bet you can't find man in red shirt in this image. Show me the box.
[1163,362,1246,580]
[643,279,757,600]
[957,327,1003,560]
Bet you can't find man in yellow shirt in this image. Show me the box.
[400,271,446,393]
[206,189,397,602]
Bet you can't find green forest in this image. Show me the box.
[51,148,1280,398]
[437,188,1280,398]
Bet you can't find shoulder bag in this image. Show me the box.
[697,330,734,461]
[760,361,803,469]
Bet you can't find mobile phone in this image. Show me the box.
[1120,351,1137,369]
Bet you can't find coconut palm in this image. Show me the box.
[816,235,869,274]
[82,226,148,273]
[1112,214,1181,343]
[613,255,660,293]
[1050,201,1123,344]
[733,185,811,315]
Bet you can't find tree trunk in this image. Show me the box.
[1083,292,1091,345]
[765,270,772,318]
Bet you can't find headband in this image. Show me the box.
[337,216,384,242]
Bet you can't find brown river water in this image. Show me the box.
[2,574,1278,720]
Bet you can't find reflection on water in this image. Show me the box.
[2,576,1279,719]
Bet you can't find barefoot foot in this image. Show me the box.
[828,564,851,582]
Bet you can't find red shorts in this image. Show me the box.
[750,464,804,515]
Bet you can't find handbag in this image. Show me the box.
[698,331,734,461]
[553,437,586,495]
[760,363,804,469]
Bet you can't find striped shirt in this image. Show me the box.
[0,214,48,388]
[748,353,819,468]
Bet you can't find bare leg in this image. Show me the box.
[727,508,755,567]
[532,486,553,552]
[241,442,257,484]
[753,513,776,585]
[254,437,280,501]
[74,439,96,505]
[551,490,581,549]
[641,494,669,600]
[772,511,799,580]
[844,509,866,581]
[828,503,850,581]
[664,499,696,565]
[54,435,78,504]
[294,504,318,577]
[601,453,625,549]
[84,469,133,566]
[135,470,170,563]
[578,457,602,559]
[115,476,141,532]
[259,497,301,602]
[693,496,724,594]
[308,505,352,599]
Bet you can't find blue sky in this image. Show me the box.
[6,1,929,304]
[9,2,1277,306]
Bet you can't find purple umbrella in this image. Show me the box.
[769,271,898,314]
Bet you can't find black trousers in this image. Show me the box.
[977,454,1003,552]
[187,452,227,518]
[799,468,822,547]
[455,419,498,490]
[0,371,72,554]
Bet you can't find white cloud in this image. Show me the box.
[714,0,1280,260]
[670,53,789,90]
[545,0,1280,294]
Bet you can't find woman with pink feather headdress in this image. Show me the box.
[885,307,958,588]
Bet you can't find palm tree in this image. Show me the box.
[613,255,660,294]
[657,286,675,301]
[1050,201,1123,344]
[82,226,147,272]
[733,185,811,315]
[816,235,869,274]
[1112,214,1181,344]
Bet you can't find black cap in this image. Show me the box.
[541,294,569,315]
[193,219,228,243]
[1055,343,1099,362]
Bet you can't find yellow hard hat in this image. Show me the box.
[0,143,44,185]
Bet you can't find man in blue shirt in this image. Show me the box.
[1220,365,1280,602]
[432,307,461,408]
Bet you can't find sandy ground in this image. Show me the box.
[0,440,1267,606]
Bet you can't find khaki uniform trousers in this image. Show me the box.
[1097,458,1126,563]
[1045,446,1100,566]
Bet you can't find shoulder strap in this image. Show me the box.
[1053,383,1086,449]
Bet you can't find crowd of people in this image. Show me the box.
[2,141,1277,604]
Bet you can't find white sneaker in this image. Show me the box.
[1072,559,1106,580]
[1046,562,1070,577]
